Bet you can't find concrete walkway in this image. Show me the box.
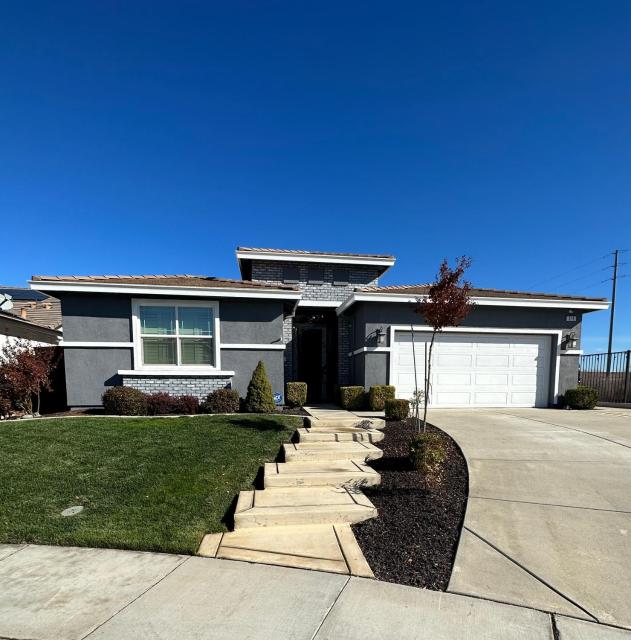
[5,543,631,639]
[429,407,631,629]
[198,406,384,576]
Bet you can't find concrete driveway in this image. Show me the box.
[429,407,631,629]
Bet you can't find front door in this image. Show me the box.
[297,325,327,402]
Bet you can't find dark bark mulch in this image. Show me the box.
[278,406,309,416]
[352,419,468,590]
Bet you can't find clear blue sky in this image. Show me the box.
[1,2,629,352]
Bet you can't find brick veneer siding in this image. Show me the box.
[122,375,231,400]
[337,315,352,386]
[250,260,380,302]
[282,314,294,383]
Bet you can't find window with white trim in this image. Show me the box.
[136,301,219,367]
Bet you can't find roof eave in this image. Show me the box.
[336,292,610,315]
[29,280,302,301]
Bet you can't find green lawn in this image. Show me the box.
[0,414,299,554]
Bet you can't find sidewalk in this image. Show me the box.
[1,544,629,639]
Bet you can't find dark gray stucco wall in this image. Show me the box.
[347,301,588,403]
[220,300,284,344]
[64,347,131,407]
[60,294,132,342]
[57,293,287,407]
[221,349,284,398]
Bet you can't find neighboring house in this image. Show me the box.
[0,287,62,347]
[29,247,608,410]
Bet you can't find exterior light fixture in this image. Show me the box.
[565,332,578,350]
[376,327,385,345]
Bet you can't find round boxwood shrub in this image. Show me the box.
[244,361,276,413]
[385,398,410,421]
[102,386,147,415]
[368,385,396,411]
[286,382,307,407]
[201,388,240,414]
[564,386,598,410]
[339,386,365,410]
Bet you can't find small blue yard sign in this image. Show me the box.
[273,392,283,405]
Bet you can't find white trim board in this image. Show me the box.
[30,280,301,301]
[387,325,563,405]
[236,250,395,268]
[297,300,341,308]
[221,343,286,350]
[348,346,391,357]
[118,369,234,377]
[336,292,609,314]
[60,341,134,348]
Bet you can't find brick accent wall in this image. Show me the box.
[122,375,231,400]
[250,260,380,302]
[282,313,294,383]
[337,315,352,386]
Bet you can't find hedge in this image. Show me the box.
[102,386,148,415]
[286,382,307,407]
[564,386,598,410]
[385,398,410,420]
[201,388,240,414]
[339,386,365,410]
[368,385,396,411]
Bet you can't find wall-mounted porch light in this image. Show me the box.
[375,327,385,345]
[564,331,578,350]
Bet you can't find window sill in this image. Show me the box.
[118,369,235,377]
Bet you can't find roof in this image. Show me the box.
[0,309,62,338]
[0,286,49,301]
[7,299,62,329]
[31,274,298,291]
[237,247,396,260]
[357,284,608,302]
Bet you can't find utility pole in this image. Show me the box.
[607,249,619,373]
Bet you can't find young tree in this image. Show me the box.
[414,256,473,431]
[0,341,57,415]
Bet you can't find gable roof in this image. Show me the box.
[30,274,301,301]
[237,247,396,260]
[358,284,608,302]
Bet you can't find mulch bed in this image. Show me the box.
[278,406,309,416]
[352,419,468,590]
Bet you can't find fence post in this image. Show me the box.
[624,350,631,404]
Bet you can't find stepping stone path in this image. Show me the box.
[198,406,385,577]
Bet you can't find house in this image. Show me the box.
[0,287,62,347]
[29,248,608,410]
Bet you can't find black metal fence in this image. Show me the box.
[579,351,631,404]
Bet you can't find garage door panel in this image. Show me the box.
[436,373,471,385]
[393,331,552,408]
[437,354,473,367]
[476,354,510,367]
[476,373,509,385]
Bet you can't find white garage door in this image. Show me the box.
[392,332,551,408]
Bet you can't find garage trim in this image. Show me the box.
[387,325,563,405]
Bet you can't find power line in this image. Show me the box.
[526,254,609,290]
[548,265,612,292]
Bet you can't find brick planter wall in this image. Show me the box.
[122,375,231,401]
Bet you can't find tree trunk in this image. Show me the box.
[410,324,420,432]
[422,330,437,432]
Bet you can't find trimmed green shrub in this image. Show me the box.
[102,386,147,415]
[146,392,200,415]
[385,398,409,421]
[409,433,446,478]
[368,385,396,411]
[201,388,240,414]
[286,382,307,407]
[564,386,598,410]
[244,361,276,413]
[339,386,365,410]
[172,395,200,414]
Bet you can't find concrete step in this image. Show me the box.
[283,441,383,463]
[233,486,377,529]
[198,524,373,577]
[297,425,384,443]
[305,417,386,430]
[264,460,381,488]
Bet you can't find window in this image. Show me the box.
[136,301,218,368]
[283,265,300,284]
[307,266,324,284]
[333,267,349,286]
